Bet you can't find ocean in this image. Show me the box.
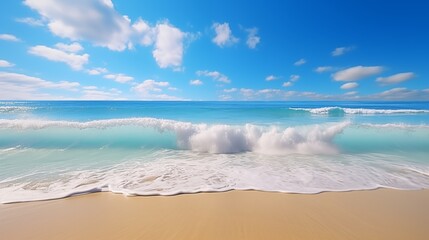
[1,101,429,203]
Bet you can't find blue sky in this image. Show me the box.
[0,0,428,100]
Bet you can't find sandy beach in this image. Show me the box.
[0,189,428,240]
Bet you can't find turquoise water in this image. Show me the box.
[1,101,429,203]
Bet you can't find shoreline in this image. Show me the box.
[1,189,429,239]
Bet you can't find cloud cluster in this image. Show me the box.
[104,73,134,83]
[0,71,79,99]
[283,75,300,88]
[245,28,260,49]
[197,70,231,83]
[24,0,187,69]
[132,79,182,100]
[212,22,239,47]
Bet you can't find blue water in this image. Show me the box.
[1,101,429,203]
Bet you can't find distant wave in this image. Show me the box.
[0,118,350,154]
[0,106,36,113]
[289,107,429,115]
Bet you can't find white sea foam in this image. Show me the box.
[1,150,428,204]
[0,118,349,154]
[290,107,429,115]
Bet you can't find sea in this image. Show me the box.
[1,101,429,203]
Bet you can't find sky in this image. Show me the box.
[0,0,428,101]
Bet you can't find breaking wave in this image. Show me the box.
[290,107,429,115]
[0,118,350,154]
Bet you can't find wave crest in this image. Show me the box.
[0,118,349,154]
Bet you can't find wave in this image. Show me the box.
[1,150,428,203]
[0,118,350,154]
[0,106,36,113]
[290,107,429,115]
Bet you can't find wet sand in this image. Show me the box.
[1,189,428,240]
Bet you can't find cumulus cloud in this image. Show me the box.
[376,72,415,85]
[54,42,83,53]
[223,88,237,93]
[132,79,182,100]
[332,66,383,81]
[246,27,260,49]
[152,23,184,68]
[16,17,44,26]
[132,18,155,46]
[24,0,132,51]
[81,87,123,100]
[332,46,354,56]
[315,66,334,73]
[103,73,134,83]
[197,70,231,83]
[0,60,14,68]
[0,71,79,99]
[189,79,203,86]
[294,58,306,66]
[283,82,293,87]
[28,45,89,70]
[289,75,300,82]
[212,22,238,47]
[23,1,190,69]
[0,34,20,42]
[265,75,279,81]
[340,82,358,90]
[87,67,108,75]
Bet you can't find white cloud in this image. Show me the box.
[132,79,182,100]
[16,17,44,26]
[315,66,334,73]
[370,88,429,100]
[132,18,155,46]
[55,42,83,53]
[28,45,89,70]
[340,82,358,90]
[0,60,14,68]
[240,88,255,97]
[189,79,203,86]
[223,88,237,93]
[104,73,134,83]
[24,0,132,51]
[133,79,170,93]
[152,23,184,68]
[283,82,293,87]
[246,27,260,49]
[212,22,238,47]
[294,58,306,66]
[332,46,354,56]
[376,72,415,85]
[289,74,300,82]
[197,70,231,83]
[81,88,122,100]
[87,67,108,75]
[333,66,383,81]
[265,75,279,81]
[0,34,20,42]
[0,71,79,99]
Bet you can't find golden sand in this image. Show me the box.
[1,189,428,240]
